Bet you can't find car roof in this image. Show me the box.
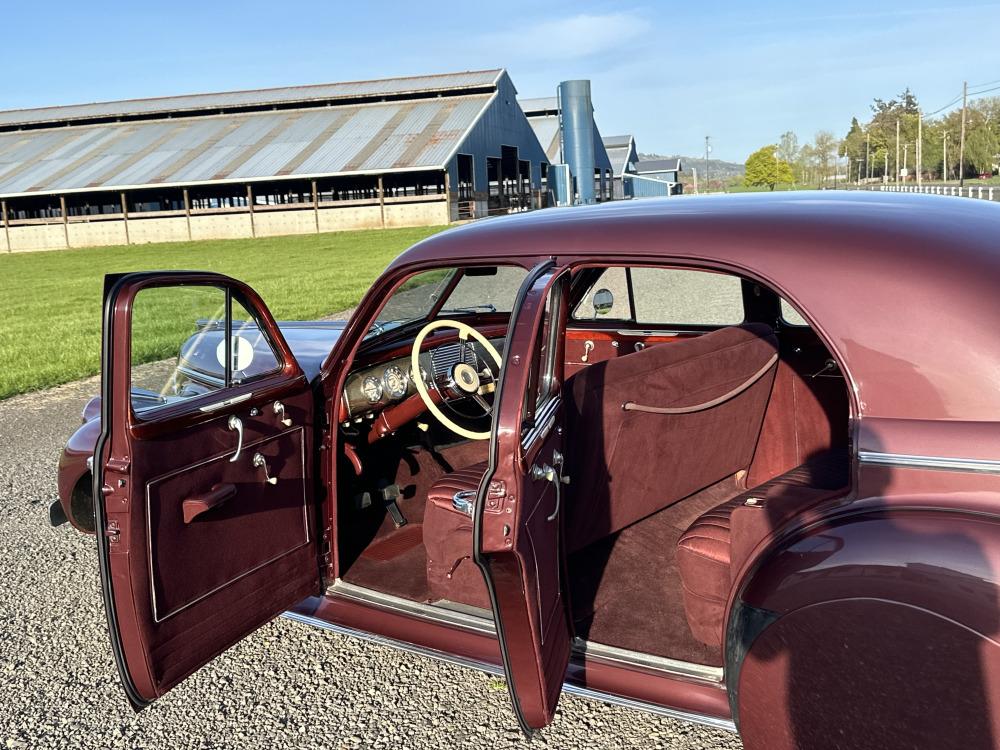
[394,192,1000,426]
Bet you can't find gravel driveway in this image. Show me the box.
[0,377,743,750]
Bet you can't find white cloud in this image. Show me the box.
[479,11,650,61]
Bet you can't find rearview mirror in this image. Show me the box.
[593,288,614,316]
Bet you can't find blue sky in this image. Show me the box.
[2,1,999,161]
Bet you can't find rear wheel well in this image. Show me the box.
[71,472,95,533]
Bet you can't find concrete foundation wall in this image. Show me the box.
[8,224,67,252]
[254,209,318,238]
[384,199,449,228]
[190,212,254,241]
[128,216,191,244]
[67,220,128,248]
[317,204,384,232]
[2,198,450,253]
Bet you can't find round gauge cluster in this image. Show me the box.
[383,365,409,399]
[361,376,383,403]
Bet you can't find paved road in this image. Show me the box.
[0,376,743,750]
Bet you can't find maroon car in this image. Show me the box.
[54,192,1000,748]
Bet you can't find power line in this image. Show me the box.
[969,77,1000,90]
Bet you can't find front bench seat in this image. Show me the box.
[424,460,491,608]
[676,450,849,646]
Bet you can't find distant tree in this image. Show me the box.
[745,145,795,190]
[812,130,840,184]
[777,131,800,166]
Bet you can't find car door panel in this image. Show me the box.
[96,272,321,706]
[476,263,572,732]
[564,327,702,374]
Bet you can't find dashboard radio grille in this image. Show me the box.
[430,342,478,379]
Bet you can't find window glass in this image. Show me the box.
[130,286,281,414]
[522,279,563,435]
[368,265,528,339]
[574,266,744,326]
[780,299,809,326]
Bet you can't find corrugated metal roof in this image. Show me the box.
[0,94,494,197]
[518,96,558,114]
[526,114,561,161]
[636,158,682,174]
[0,69,503,129]
[603,135,635,177]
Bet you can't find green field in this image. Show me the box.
[0,227,445,400]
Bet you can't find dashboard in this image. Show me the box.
[342,337,505,420]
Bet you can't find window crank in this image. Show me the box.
[581,340,594,363]
[228,415,243,463]
[274,401,292,427]
[252,452,277,485]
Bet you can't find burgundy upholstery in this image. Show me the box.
[564,324,779,553]
[423,460,491,608]
[676,450,849,646]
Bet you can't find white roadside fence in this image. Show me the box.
[876,184,998,201]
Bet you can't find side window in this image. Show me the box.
[780,298,809,327]
[130,286,281,415]
[573,266,744,326]
[522,277,565,434]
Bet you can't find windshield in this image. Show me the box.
[365,265,527,339]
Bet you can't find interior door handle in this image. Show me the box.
[228,414,243,462]
[182,483,236,523]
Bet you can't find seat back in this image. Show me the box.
[564,324,779,553]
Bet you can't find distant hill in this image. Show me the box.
[640,152,744,189]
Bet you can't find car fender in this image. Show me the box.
[56,414,100,533]
[725,502,1000,750]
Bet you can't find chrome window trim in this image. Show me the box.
[281,610,737,733]
[859,451,1000,475]
[521,394,560,452]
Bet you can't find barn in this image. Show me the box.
[0,69,548,252]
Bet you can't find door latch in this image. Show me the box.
[531,450,570,522]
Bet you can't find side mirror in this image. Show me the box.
[593,288,614,316]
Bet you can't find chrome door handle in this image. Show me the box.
[228,414,244,462]
[581,340,594,363]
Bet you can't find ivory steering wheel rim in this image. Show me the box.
[411,319,502,440]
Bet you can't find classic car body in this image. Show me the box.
[55,192,1000,748]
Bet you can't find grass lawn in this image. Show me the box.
[0,226,446,400]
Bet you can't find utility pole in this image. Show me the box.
[903,143,910,181]
[865,132,871,181]
[917,109,922,186]
[704,136,711,193]
[943,131,949,181]
[884,152,888,183]
[895,119,900,184]
[959,80,968,187]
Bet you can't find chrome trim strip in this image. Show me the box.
[859,450,1000,475]
[328,580,496,635]
[521,394,560,451]
[281,611,737,733]
[198,392,253,412]
[614,328,703,337]
[572,637,724,684]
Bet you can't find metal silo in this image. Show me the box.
[557,80,595,204]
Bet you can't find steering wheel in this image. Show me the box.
[411,319,502,440]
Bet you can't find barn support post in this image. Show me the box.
[183,188,192,241]
[59,195,69,248]
[444,170,452,221]
[120,192,130,245]
[378,175,386,229]
[312,179,319,234]
[247,184,256,238]
[1,200,10,252]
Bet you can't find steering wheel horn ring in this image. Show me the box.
[411,319,502,441]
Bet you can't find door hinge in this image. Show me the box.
[105,456,130,473]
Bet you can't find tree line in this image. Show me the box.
[744,89,1000,190]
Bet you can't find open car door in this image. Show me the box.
[95,272,321,707]
[475,261,572,732]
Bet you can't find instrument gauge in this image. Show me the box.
[383,365,409,399]
[409,365,429,386]
[361,376,383,403]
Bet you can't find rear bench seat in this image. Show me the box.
[424,323,780,607]
[676,450,849,646]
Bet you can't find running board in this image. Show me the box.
[282,609,737,733]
